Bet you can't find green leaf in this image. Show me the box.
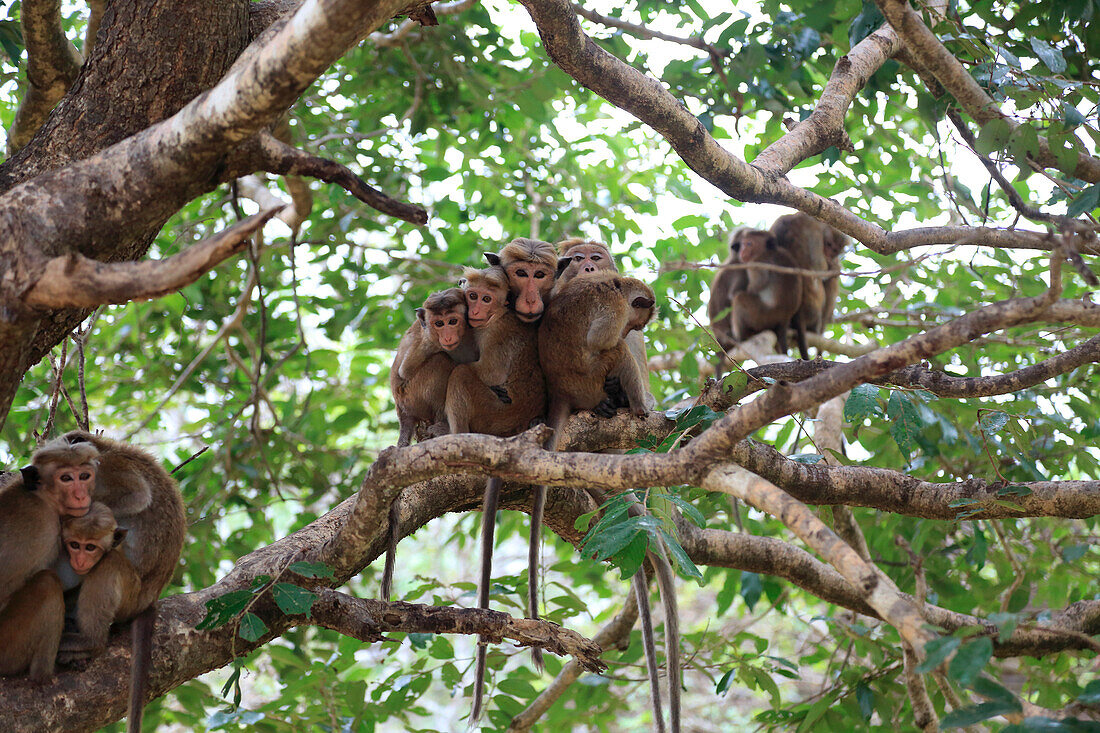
[239,612,268,642]
[197,589,254,631]
[1062,544,1089,562]
[788,453,824,464]
[1061,102,1088,128]
[660,529,703,581]
[272,582,319,617]
[855,682,874,721]
[1078,679,1100,705]
[722,370,749,394]
[741,571,763,611]
[916,636,960,673]
[1068,184,1100,217]
[288,561,335,579]
[942,700,1023,728]
[887,392,922,457]
[1030,38,1067,73]
[948,637,992,686]
[975,118,1012,155]
[844,384,883,422]
[997,484,1033,497]
[979,411,1010,433]
[716,668,735,695]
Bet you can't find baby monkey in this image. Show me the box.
[60,502,143,639]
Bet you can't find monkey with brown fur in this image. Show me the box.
[770,212,849,344]
[58,502,143,635]
[382,278,501,601]
[0,438,98,680]
[723,228,806,358]
[390,288,479,449]
[484,237,558,324]
[555,237,656,413]
[52,431,185,733]
[708,227,748,357]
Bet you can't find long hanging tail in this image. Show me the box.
[381,497,401,600]
[632,568,666,733]
[471,477,502,723]
[528,485,546,673]
[650,541,682,733]
[127,605,156,733]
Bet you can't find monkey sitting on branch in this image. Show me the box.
[0,438,98,680]
[709,227,805,360]
[770,212,850,349]
[389,287,479,449]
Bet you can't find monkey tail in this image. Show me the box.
[632,567,667,733]
[650,541,682,733]
[792,310,810,360]
[528,484,545,673]
[472,477,502,723]
[127,605,156,733]
[381,498,401,600]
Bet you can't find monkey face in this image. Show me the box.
[736,232,775,263]
[505,261,554,322]
[465,285,506,328]
[428,308,466,351]
[560,244,612,280]
[54,463,95,516]
[64,535,108,575]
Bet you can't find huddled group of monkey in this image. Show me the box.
[385,235,674,724]
[0,431,185,731]
[708,212,849,361]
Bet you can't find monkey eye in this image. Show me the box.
[79,471,92,481]
[482,295,492,303]
[534,270,547,279]
[573,254,584,261]
[447,318,459,326]
[59,473,73,482]
[515,268,528,278]
[591,255,602,261]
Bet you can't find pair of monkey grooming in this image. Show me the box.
[708,212,849,362]
[385,237,681,731]
[0,431,185,733]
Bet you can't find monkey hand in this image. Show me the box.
[489,385,512,404]
[592,398,618,419]
[57,632,105,664]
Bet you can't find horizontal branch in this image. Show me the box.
[310,591,606,670]
[732,439,1100,520]
[20,208,281,308]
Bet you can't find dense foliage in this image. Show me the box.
[0,0,1097,730]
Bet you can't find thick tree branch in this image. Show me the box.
[252,132,427,224]
[732,439,1100,520]
[875,0,1100,183]
[8,0,83,153]
[310,591,606,670]
[20,208,281,308]
[702,465,935,655]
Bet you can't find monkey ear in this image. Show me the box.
[631,296,655,309]
[555,257,571,278]
[484,252,501,267]
[415,307,427,326]
[113,527,128,548]
[20,465,40,491]
[766,234,778,249]
[458,278,468,288]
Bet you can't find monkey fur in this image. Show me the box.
[390,287,479,450]
[51,431,185,733]
[484,237,558,324]
[382,285,485,601]
[770,212,849,340]
[722,228,806,358]
[0,437,98,680]
[554,238,656,413]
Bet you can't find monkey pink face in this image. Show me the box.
[505,261,555,322]
[563,244,612,277]
[735,233,773,263]
[428,307,466,351]
[54,463,95,517]
[64,535,107,575]
[465,285,506,328]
